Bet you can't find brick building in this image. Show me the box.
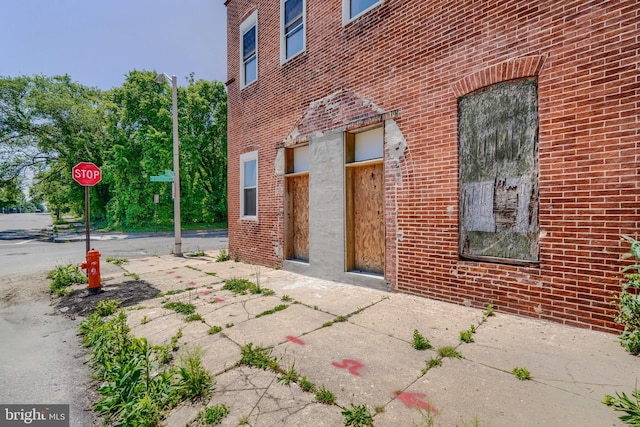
[225,0,638,333]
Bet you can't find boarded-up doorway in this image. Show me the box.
[285,146,309,262]
[345,127,385,275]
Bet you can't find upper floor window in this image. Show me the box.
[343,0,381,24]
[281,0,305,62]
[240,11,258,87]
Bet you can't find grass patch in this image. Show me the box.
[163,301,196,315]
[238,343,279,371]
[95,300,121,317]
[222,278,275,296]
[208,326,223,335]
[78,312,212,426]
[105,257,128,266]
[315,386,336,405]
[299,376,315,393]
[185,313,204,322]
[276,363,299,386]
[437,346,462,359]
[195,404,230,426]
[216,249,230,262]
[47,264,87,296]
[255,304,288,318]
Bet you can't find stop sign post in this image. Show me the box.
[72,162,102,254]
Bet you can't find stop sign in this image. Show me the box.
[72,162,102,186]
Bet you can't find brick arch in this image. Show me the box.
[451,55,547,97]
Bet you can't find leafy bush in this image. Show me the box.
[48,264,87,296]
[603,388,640,425]
[614,235,640,354]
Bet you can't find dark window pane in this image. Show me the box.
[350,0,378,18]
[244,188,256,216]
[242,25,255,60]
[285,0,303,25]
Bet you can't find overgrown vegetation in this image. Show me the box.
[105,257,128,266]
[342,404,374,427]
[459,325,476,343]
[163,301,196,315]
[413,329,432,350]
[95,300,120,317]
[0,73,228,229]
[222,278,275,296]
[78,310,213,426]
[47,264,87,296]
[255,304,288,318]
[193,404,230,426]
[614,235,640,354]
[603,388,640,425]
[437,346,462,359]
[315,386,336,405]
[216,249,230,262]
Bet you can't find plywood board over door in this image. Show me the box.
[350,162,384,274]
[286,174,309,261]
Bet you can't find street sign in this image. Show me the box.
[72,162,102,186]
[150,169,175,182]
[150,175,174,182]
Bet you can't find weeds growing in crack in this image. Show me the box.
[255,304,288,318]
[276,362,299,386]
[459,325,476,343]
[412,329,432,350]
[512,367,531,381]
[208,325,223,335]
[299,376,316,392]
[437,346,462,359]
[238,343,279,371]
[342,404,374,427]
[194,404,230,426]
[315,386,336,405]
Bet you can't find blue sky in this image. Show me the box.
[0,0,227,90]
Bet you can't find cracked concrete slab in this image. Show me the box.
[81,252,637,427]
[349,293,484,349]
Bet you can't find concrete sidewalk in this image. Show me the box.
[95,251,637,426]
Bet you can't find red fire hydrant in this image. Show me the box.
[82,249,102,291]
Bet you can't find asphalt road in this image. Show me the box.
[0,213,228,276]
[0,213,228,426]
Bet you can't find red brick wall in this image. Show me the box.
[226,0,639,332]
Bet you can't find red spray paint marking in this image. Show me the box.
[332,359,364,376]
[189,281,197,286]
[286,336,305,345]
[166,271,175,274]
[213,297,225,302]
[396,392,438,413]
[200,290,212,296]
[175,275,182,279]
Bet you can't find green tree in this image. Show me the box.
[0,75,107,218]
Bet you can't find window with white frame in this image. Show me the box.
[343,0,381,24]
[281,0,305,62]
[240,12,258,87]
[240,151,258,218]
